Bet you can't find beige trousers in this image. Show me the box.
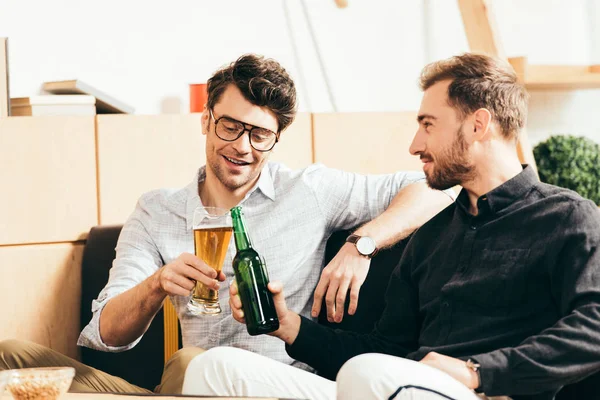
[0,339,204,394]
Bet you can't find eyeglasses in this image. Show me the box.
[209,109,279,152]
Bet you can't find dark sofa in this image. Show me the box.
[79,225,598,398]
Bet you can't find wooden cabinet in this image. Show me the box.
[0,116,97,245]
[0,243,83,359]
[96,114,205,225]
[313,112,422,173]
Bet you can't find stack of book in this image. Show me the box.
[10,95,96,116]
[10,79,135,117]
[1,38,134,117]
[43,80,134,114]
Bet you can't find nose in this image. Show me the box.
[409,128,425,156]
[231,129,253,154]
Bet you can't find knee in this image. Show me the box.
[185,347,261,380]
[0,339,33,370]
[166,347,206,374]
[186,347,246,374]
[337,354,417,394]
[183,347,250,395]
[0,339,31,358]
[336,354,386,400]
[337,353,380,384]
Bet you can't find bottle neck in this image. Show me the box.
[231,207,251,251]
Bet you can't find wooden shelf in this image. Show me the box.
[509,57,600,90]
[458,0,537,172]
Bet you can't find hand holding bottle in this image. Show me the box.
[229,280,301,344]
[230,206,280,335]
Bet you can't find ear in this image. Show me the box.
[201,108,209,136]
[472,108,492,141]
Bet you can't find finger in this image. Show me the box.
[334,273,353,322]
[160,268,195,293]
[232,307,245,323]
[170,273,196,292]
[179,263,220,290]
[182,253,218,279]
[325,271,343,322]
[217,271,227,281]
[230,293,243,311]
[229,280,238,296]
[163,281,193,297]
[229,297,244,322]
[311,270,331,318]
[268,281,288,316]
[268,281,283,295]
[348,277,362,315]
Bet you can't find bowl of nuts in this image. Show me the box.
[4,367,75,400]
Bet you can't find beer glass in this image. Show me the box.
[187,207,233,315]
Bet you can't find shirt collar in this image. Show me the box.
[256,165,276,201]
[185,165,276,230]
[455,165,536,215]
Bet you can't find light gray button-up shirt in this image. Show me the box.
[78,162,425,369]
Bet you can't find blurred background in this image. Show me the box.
[1,0,600,380]
[1,0,599,145]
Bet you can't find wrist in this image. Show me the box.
[346,234,379,259]
[352,227,378,246]
[150,270,168,297]
[273,312,301,345]
[465,359,481,390]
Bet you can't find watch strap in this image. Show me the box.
[345,234,379,258]
[466,359,483,393]
[346,234,361,244]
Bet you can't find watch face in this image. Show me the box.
[356,237,376,256]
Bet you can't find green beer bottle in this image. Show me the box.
[230,206,279,335]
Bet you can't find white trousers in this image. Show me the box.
[182,347,508,400]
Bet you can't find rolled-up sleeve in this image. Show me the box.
[306,164,429,231]
[78,193,164,352]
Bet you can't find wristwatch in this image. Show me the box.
[466,359,482,392]
[346,234,379,258]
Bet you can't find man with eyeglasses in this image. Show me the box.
[0,54,452,394]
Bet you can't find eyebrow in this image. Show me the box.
[219,112,276,133]
[417,114,437,122]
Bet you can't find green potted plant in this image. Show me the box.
[533,135,600,205]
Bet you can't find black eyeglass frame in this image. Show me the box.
[209,108,279,152]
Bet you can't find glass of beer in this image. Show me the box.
[187,206,233,315]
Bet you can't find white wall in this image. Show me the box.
[1,0,599,146]
[493,0,600,145]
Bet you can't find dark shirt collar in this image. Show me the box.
[456,165,536,215]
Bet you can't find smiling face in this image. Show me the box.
[202,84,279,193]
[410,80,476,190]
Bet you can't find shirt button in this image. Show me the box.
[470,225,477,230]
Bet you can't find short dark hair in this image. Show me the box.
[420,53,529,141]
[207,54,297,133]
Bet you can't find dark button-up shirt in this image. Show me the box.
[287,166,600,399]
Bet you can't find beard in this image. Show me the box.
[423,125,476,190]
[206,145,264,192]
